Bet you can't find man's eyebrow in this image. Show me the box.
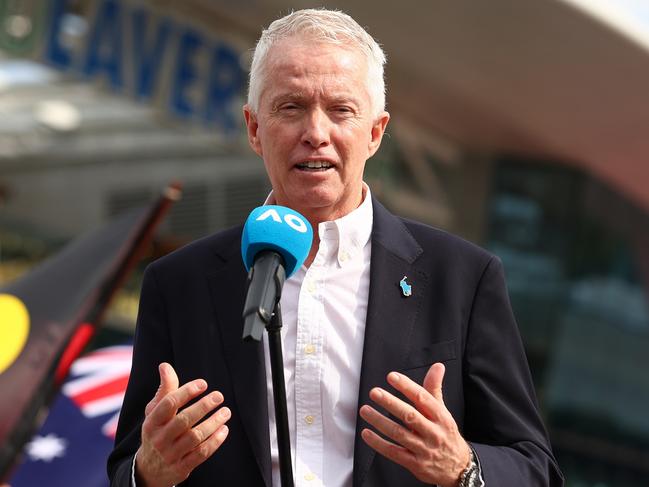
[271,93,305,105]
[328,94,361,106]
[273,93,361,104]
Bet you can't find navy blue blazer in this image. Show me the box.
[108,198,563,486]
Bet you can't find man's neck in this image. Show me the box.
[264,184,368,269]
[300,188,368,268]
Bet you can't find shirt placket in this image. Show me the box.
[294,242,327,486]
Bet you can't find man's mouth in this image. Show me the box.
[295,160,334,171]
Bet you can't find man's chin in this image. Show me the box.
[279,194,337,217]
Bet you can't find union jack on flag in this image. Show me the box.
[10,344,133,487]
[63,345,132,439]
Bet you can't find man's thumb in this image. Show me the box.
[145,362,179,415]
[423,362,445,403]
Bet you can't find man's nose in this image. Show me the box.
[300,108,330,148]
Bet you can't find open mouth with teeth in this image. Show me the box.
[296,161,334,171]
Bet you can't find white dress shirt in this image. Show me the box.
[263,185,373,487]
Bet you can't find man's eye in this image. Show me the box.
[281,104,300,110]
[333,106,353,114]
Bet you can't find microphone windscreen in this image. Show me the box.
[241,206,313,278]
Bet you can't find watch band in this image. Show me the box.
[458,447,484,487]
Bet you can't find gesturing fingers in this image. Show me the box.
[165,405,230,463]
[145,378,208,429]
[422,363,445,403]
[179,423,230,475]
[360,366,471,486]
[359,404,427,453]
[145,362,180,416]
[361,427,417,468]
[385,371,443,421]
[137,365,232,487]
[162,390,225,446]
[367,387,433,438]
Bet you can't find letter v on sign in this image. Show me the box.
[0,294,30,374]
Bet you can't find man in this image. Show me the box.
[108,8,563,487]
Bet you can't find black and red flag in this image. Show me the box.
[0,183,182,481]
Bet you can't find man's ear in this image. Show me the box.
[243,105,263,157]
[368,111,390,158]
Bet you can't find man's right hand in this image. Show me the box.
[135,362,231,487]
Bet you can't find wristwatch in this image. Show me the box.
[458,447,483,487]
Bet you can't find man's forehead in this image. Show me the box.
[265,37,364,70]
[257,37,370,107]
[264,73,366,106]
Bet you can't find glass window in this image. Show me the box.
[487,156,649,486]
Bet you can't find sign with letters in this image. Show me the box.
[0,0,246,134]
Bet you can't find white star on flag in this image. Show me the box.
[25,434,67,462]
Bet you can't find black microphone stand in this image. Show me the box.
[242,252,294,487]
[266,302,293,487]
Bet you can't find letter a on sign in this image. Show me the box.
[256,209,282,222]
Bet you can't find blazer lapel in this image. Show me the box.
[207,243,272,487]
[353,199,430,487]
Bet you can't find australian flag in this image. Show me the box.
[9,345,133,487]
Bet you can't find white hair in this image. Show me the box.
[247,8,386,117]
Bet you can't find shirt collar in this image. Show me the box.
[263,183,374,267]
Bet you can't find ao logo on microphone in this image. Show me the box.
[256,208,309,233]
[242,205,313,277]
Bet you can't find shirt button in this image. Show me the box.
[305,415,314,425]
[307,280,316,293]
[339,250,349,262]
[305,344,315,354]
[304,473,316,481]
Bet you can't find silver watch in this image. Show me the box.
[458,448,483,487]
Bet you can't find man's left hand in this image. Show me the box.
[359,363,471,487]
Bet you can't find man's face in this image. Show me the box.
[244,39,389,222]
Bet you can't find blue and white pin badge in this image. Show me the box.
[399,276,412,297]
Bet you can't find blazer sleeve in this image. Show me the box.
[107,264,174,486]
[463,256,564,486]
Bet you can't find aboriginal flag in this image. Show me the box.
[0,183,181,481]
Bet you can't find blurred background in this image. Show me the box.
[1,0,649,485]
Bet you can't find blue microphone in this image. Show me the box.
[241,206,313,341]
